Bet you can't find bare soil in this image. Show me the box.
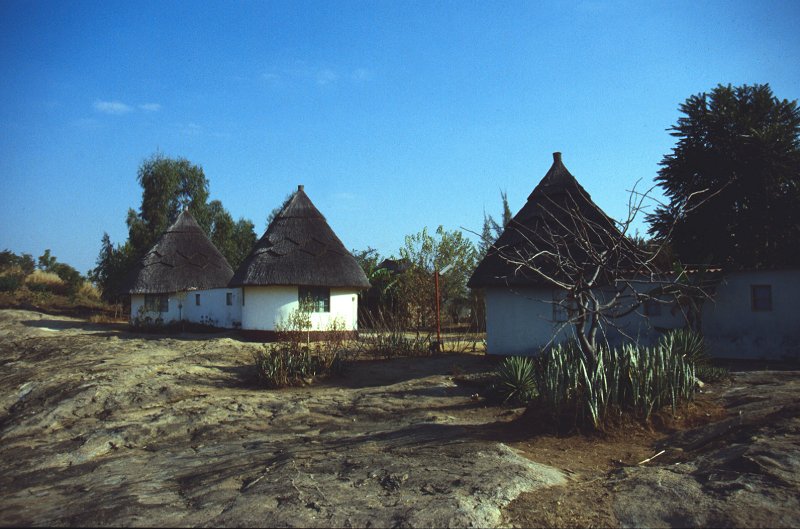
[1,309,798,528]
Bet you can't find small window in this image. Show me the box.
[144,294,168,313]
[195,294,201,306]
[226,292,233,306]
[299,286,330,313]
[643,299,661,317]
[242,289,245,306]
[751,285,772,311]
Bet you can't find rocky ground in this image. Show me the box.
[0,308,798,528]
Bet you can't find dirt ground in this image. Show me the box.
[1,309,798,528]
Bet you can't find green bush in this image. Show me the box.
[254,308,353,388]
[660,328,730,382]
[494,356,537,405]
[531,337,698,430]
[0,274,23,292]
[254,345,319,388]
[659,328,705,364]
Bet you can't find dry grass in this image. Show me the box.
[77,282,102,301]
[25,270,64,287]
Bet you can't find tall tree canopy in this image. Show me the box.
[92,153,257,301]
[397,226,479,327]
[648,83,800,268]
[126,153,211,256]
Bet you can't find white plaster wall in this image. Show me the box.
[181,288,243,328]
[702,270,800,360]
[241,286,360,332]
[130,293,181,324]
[241,286,297,331]
[131,289,243,328]
[484,284,691,356]
[484,287,568,356]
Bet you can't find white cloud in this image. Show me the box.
[93,100,132,115]
[139,103,161,112]
[316,68,338,85]
[262,72,280,82]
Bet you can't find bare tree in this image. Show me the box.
[471,161,716,371]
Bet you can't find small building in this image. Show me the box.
[469,152,632,355]
[230,185,370,340]
[700,269,800,360]
[469,152,800,361]
[126,209,242,328]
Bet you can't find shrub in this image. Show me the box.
[254,345,318,388]
[0,274,23,292]
[357,308,432,359]
[25,271,69,296]
[76,281,102,302]
[531,338,698,430]
[255,308,354,388]
[659,328,705,365]
[660,328,729,383]
[494,356,537,405]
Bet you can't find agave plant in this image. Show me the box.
[495,356,537,405]
[659,328,706,364]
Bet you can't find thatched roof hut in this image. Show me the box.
[469,152,623,288]
[230,186,370,289]
[126,209,234,294]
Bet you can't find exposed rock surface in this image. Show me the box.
[0,309,563,527]
[611,371,800,528]
[3,309,798,528]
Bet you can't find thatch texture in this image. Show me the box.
[126,210,234,294]
[230,186,370,289]
[469,152,624,288]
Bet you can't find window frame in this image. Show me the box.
[751,285,773,312]
[144,294,168,313]
[226,292,233,306]
[195,293,201,306]
[298,286,331,313]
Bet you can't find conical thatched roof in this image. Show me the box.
[230,186,370,289]
[469,152,624,288]
[126,210,234,294]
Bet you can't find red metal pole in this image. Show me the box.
[435,268,442,351]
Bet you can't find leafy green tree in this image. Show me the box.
[93,152,257,301]
[90,234,137,303]
[648,83,800,267]
[37,249,57,271]
[0,250,35,275]
[126,153,211,257]
[397,226,478,328]
[208,200,257,270]
[352,247,399,324]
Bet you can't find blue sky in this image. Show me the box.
[1,0,799,274]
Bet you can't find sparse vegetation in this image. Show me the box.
[356,309,433,359]
[523,332,704,430]
[0,248,112,317]
[254,305,354,388]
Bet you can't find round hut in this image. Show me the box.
[126,209,240,328]
[230,185,370,339]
